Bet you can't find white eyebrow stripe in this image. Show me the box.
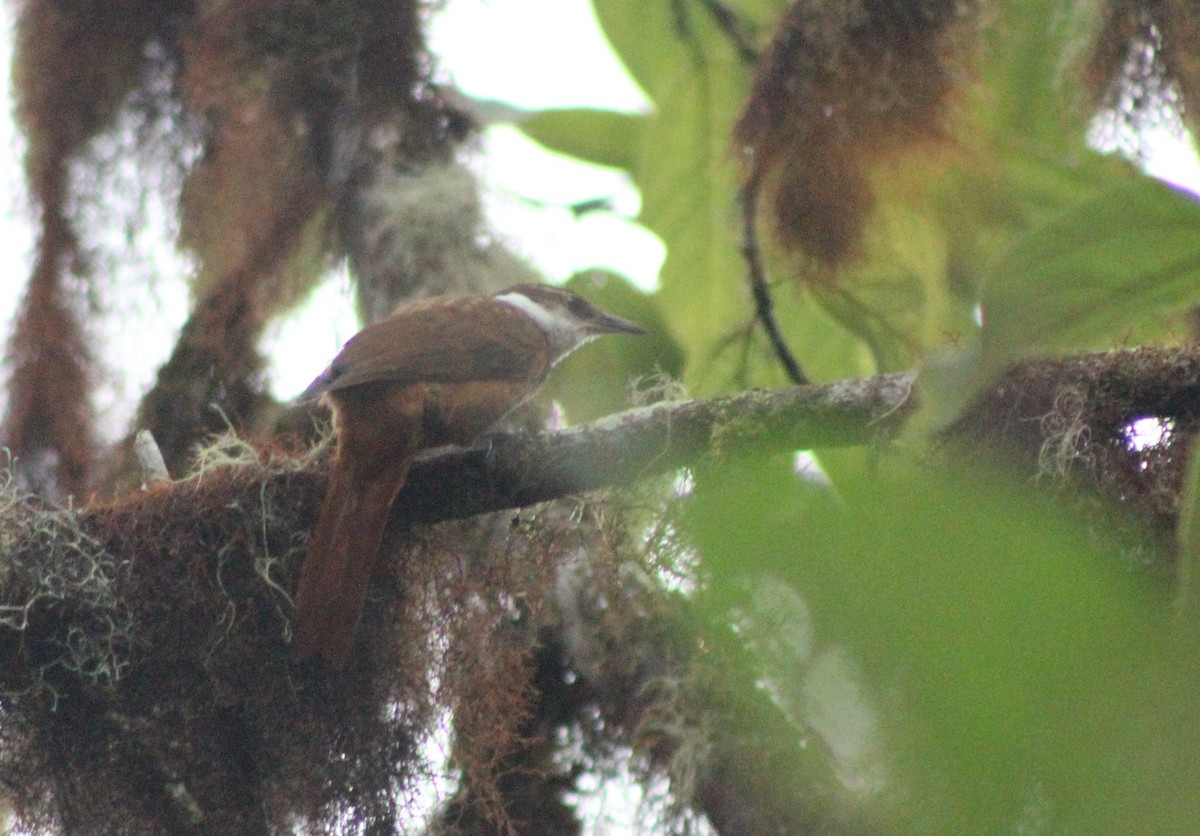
[495,292,577,338]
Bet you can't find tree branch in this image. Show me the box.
[394,372,913,524]
[62,343,1200,558]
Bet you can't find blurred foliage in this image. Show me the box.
[684,455,1200,833]
[981,167,1200,360]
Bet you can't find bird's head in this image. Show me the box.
[494,284,646,359]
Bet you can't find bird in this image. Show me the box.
[292,283,646,667]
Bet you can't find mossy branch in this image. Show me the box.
[9,343,1200,633]
[26,342,1200,573]
[393,371,915,524]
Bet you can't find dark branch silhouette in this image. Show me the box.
[739,178,811,385]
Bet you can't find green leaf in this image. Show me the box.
[1175,431,1200,617]
[976,0,1094,153]
[594,0,781,99]
[519,108,644,172]
[591,0,873,390]
[685,458,1200,832]
[593,0,754,390]
[981,171,1200,360]
[810,180,975,372]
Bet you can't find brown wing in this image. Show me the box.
[308,295,549,396]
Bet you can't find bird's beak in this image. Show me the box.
[595,313,647,335]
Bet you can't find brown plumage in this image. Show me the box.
[293,285,644,667]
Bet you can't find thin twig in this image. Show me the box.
[739,177,810,385]
[669,0,759,65]
[696,0,760,64]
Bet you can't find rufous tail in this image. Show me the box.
[293,453,413,667]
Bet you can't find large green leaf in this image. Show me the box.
[520,108,643,173]
[594,0,781,99]
[568,0,1175,392]
[981,170,1200,360]
[587,0,881,390]
[593,0,762,389]
[810,176,976,372]
[976,0,1094,154]
[685,457,1200,832]
[1176,435,1200,616]
[961,0,1198,366]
